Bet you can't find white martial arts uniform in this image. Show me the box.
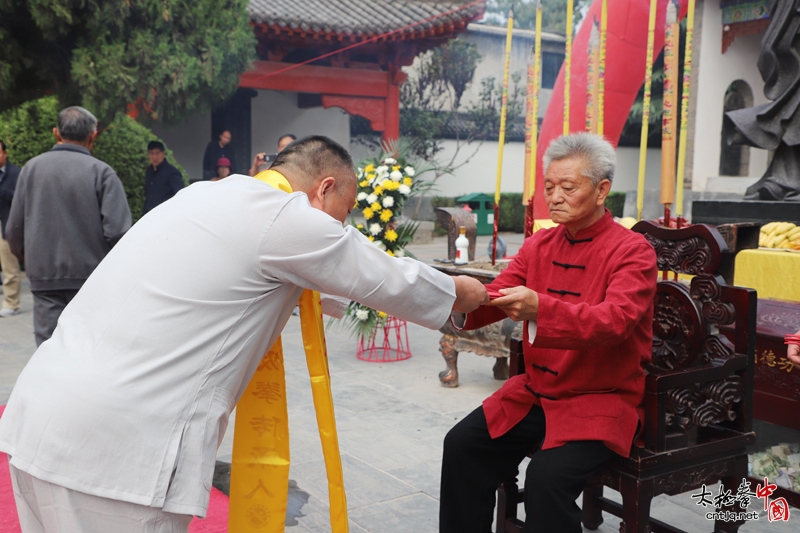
[0,175,456,525]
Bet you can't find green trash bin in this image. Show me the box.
[457,192,495,236]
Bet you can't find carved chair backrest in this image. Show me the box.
[632,221,756,452]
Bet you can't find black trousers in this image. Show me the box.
[440,405,615,533]
[32,290,79,346]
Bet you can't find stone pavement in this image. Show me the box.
[0,234,795,532]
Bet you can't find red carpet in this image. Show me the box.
[0,405,230,532]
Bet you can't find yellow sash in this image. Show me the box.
[228,170,348,532]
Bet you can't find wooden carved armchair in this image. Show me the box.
[496,221,757,533]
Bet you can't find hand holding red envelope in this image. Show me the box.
[785,334,800,345]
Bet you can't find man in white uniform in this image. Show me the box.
[0,136,487,532]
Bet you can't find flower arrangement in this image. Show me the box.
[340,142,433,338]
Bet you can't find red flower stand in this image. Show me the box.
[356,316,412,362]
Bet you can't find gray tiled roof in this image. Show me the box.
[248,0,486,39]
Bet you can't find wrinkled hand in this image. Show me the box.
[789,329,800,367]
[486,286,539,322]
[452,275,489,314]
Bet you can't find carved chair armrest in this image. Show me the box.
[645,355,749,392]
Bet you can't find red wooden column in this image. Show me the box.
[383,67,405,143]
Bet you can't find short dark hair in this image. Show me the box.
[0,140,7,152]
[271,135,354,190]
[278,134,297,143]
[57,106,97,141]
[147,140,165,152]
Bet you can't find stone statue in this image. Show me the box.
[724,0,800,201]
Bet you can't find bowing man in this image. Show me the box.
[0,136,488,533]
[440,133,658,533]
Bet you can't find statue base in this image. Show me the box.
[692,200,800,226]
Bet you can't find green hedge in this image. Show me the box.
[605,191,626,218]
[431,190,627,234]
[0,97,186,222]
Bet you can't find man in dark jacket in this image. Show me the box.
[142,141,184,216]
[6,106,132,345]
[202,130,235,180]
[0,140,22,317]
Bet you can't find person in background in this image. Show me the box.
[202,130,235,180]
[6,106,132,346]
[277,133,297,153]
[249,133,297,177]
[0,140,22,317]
[211,157,232,182]
[142,141,184,216]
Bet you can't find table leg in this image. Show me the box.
[439,333,459,387]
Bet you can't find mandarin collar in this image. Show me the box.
[562,208,614,241]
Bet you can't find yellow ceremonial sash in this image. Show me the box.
[228,170,348,532]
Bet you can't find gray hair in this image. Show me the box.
[57,106,97,142]
[542,132,616,185]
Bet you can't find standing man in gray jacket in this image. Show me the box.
[6,106,132,346]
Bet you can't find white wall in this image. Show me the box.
[692,1,770,191]
[251,90,350,157]
[431,141,661,198]
[150,111,211,183]
[614,147,665,194]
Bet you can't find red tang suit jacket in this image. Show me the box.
[459,210,657,457]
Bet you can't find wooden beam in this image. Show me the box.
[239,60,390,97]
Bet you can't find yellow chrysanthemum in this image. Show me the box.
[366,173,376,180]
[386,249,395,257]
[403,177,412,186]
[385,229,398,242]
[356,224,364,229]
[359,180,369,187]
[365,164,375,173]
[363,207,374,219]
[380,209,393,222]
[373,185,384,195]
[384,181,398,191]
[370,202,381,212]
[378,311,388,318]
[368,235,374,242]
[392,165,401,171]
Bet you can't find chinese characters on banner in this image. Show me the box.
[691,477,790,522]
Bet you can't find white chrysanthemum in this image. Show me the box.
[396,249,405,258]
[376,165,389,176]
[404,166,415,177]
[390,170,403,181]
[369,223,382,235]
[357,192,368,201]
[366,193,378,204]
[355,309,369,321]
[383,157,397,165]
[382,196,395,208]
[399,184,411,196]
[374,241,387,251]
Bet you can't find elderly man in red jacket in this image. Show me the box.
[439,132,657,533]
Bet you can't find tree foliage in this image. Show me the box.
[484,0,593,33]
[0,96,186,221]
[400,38,524,165]
[0,0,256,124]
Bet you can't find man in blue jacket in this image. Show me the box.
[0,140,21,317]
[142,141,184,216]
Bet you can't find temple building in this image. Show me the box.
[154,0,486,182]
